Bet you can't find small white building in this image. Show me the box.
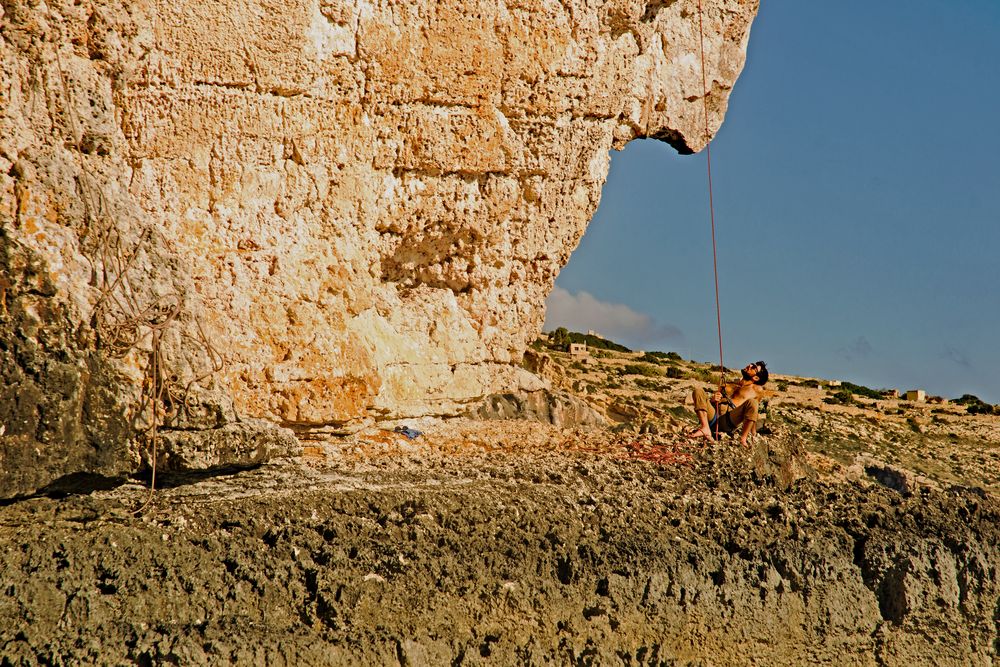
[569,342,588,356]
[904,389,926,402]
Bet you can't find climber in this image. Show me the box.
[687,361,769,447]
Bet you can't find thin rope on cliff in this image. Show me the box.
[696,0,726,438]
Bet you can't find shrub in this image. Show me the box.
[838,381,883,400]
[688,367,717,383]
[567,331,630,352]
[793,379,822,389]
[641,350,682,362]
[622,363,664,378]
[542,328,631,352]
[824,390,856,406]
[548,327,571,350]
[665,405,694,420]
[954,394,998,414]
[665,366,685,379]
[634,377,664,391]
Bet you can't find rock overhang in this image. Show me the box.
[0,0,759,497]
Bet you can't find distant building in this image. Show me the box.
[569,343,588,356]
[827,379,842,387]
[904,389,926,402]
[587,330,604,339]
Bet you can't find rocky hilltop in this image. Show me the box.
[0,0,758,497]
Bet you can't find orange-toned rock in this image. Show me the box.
[0,0,758,496]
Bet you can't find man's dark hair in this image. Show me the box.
[754,361,769,386]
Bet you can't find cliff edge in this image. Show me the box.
[0,0,758,496]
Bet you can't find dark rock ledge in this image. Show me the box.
[0,441,996,666]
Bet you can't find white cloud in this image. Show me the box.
[543,287,683,349]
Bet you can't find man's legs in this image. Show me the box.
[689,387,716,440]
[725,398,759,446]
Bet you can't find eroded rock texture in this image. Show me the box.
[1,440,997,665]
[0,0,758,495]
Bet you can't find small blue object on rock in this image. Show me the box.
[393,425,422,439]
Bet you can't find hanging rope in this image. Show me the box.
[696,0,727,436]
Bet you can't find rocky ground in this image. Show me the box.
[2,348,999,665]
[531,344,1000,496]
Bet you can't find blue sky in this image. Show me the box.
[545,1,1000,403]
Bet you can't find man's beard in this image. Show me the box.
[741,369,753,381]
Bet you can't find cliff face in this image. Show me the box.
[0,0,758,496]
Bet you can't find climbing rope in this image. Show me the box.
[696,0,727,436]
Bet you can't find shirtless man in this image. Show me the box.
[688,361,769,447]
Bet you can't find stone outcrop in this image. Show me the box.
[1,438,996,665]
[467,388,606,428]
[0,0,758,496]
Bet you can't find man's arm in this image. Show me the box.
[715,384,738,410]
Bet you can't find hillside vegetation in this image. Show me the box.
[535,330,1000,495]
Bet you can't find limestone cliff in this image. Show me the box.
[0,0,758,496]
